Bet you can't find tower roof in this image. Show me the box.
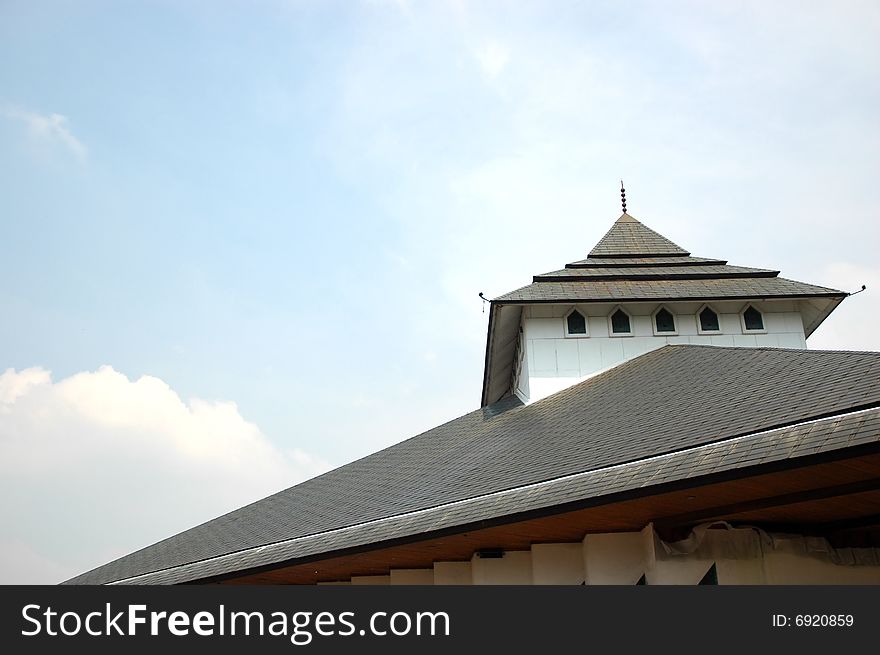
[493,213,843,310]
[589,213,689,257]
[481,212,847,406]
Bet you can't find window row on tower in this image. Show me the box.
[563,304,766,338]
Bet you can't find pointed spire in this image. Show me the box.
[620,180,627,214]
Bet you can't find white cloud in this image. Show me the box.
[475,40,510,78]
[4,107,87,160]
[363,0,412,15]
[0,366,329,584]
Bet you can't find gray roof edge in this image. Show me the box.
[775,276,845,296]
[66,393,526,586]
[479,302,497,407]
[532,271,780,283]
[495,292,847,304]
[101,405,880,586]
[566,257,727,268]
[803,295,846,338]
[481,302,524,406]
[588,251,692,258]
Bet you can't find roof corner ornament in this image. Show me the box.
[620,180,627,214]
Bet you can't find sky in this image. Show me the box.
[1,0,878,584]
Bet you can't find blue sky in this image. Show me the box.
[1,0,879,582]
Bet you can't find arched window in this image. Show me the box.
[610,308,632,335]
[741,305,765,332]
[699,306,720,332]
[654,307,676,333]
[565,309,588,336]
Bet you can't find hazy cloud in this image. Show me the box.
[475,41,510,78]
[4,107,87,160]
[363,0,412,15]
[0,366,328,583]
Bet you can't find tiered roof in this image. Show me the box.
[482,213,846,405]
[497,214,842,304]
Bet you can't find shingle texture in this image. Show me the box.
[66,346,880,585]
[567,256,725,267]
[496,276,841,302]
[495,214,844,304]
[534,265,776,280]
[113,407,880,585]
[589,213,690,256]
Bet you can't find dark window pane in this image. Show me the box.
[655,308,675,332]
[699,563,718,585]
[743,306,764,330]
[699,307,720,331]
[567,310,587,335]
[611,309,631,334]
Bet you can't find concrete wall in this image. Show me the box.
[532,543,585,584]
[521,299,808,403]
[350,575,390,585]
[321,525,880,585]
[471,551,532,585]
[583,531,648,585]
[389,569,435,585]
[433,561,472,585]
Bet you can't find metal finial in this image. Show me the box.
[620,180,627,214]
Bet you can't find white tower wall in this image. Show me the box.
[516,299,808,404]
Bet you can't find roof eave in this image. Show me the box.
[566,259,728,269]
[495,292,848,305]
[101,409,880,585]
[533,272,780,283]
[480,302,497,407]
[480,303,525,406]
[803,295,847,338]
[588,252,691,258]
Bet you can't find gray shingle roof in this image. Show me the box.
[589,213,689,257]
[493,214,843,304]
[495,276,842,303]
[66,346,880,585]
[534,264,777,281]
[567,256,725,267]
[109,406,880,585]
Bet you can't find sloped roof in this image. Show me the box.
[100,406,880,584]
[497,214,844,304]
[66,346,880,585]
[533,264,775,280]
[495,276,842,303]
[567,256,725,267]
[589,213,689,257]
